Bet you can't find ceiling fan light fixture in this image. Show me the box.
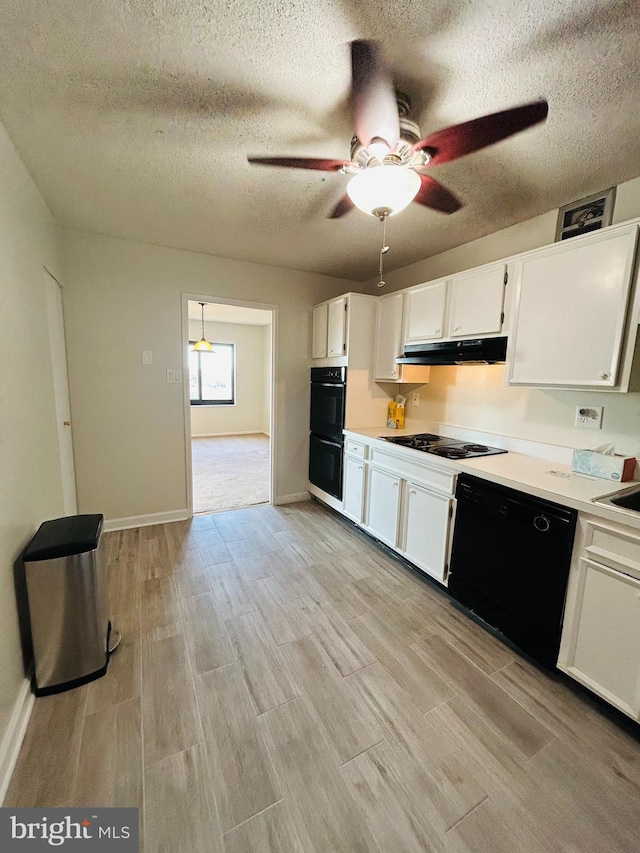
[347,165,421,216]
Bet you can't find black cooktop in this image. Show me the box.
[379,432,507,459]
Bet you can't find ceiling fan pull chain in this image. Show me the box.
[377,212,389,288]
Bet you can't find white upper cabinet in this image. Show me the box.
[449,263,506,338]
[327,296,347,357]
[404,280,447,344]
[312,303,328,359]
[374,292,404,380]
[507,224,639,388]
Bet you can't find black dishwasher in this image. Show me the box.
[448,474,577,668]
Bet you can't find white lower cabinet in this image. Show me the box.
[558,516,640,720]
[343,454,366,524]
[365,465,401,548]
[399,481,453,583]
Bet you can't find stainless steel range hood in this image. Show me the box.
[396,337,508,366]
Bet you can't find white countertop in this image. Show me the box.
[344,426,640,529]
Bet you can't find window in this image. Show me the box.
[189,342,235,405]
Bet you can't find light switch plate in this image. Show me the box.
[142,350,153,365]
[575,405,603,428]
[411,391,420,407]
[166,369,183,384]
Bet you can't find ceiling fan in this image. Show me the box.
[247,40,549,221]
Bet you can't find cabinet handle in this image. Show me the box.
[393,481,399,487]
[434,328,441,335]
[454,326,461,332]
[391,368,397,375]
[599,371,609,380]
[410,489,416,495]
[358,466,363,471]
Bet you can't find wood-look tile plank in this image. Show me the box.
[350,610,453,712]
[280,636,383,763]
[346,663,487,831]
[208,561,256,620]
[196,663,279,832]
[86,609,141,714]
[295,595,376,676]
[142,636,203,766]
[196,533,232,567]
[351,576,439,644]
[212,511,249,542]
[72,698,142,808]
[412,634,554,759]
[140,577,182,643]
[4,687,88,807]
[259,697,380,853]
[248,577,312,646]
[172,545,213,598]
[341,742,449,853]
[144,743,223,853]
[240,521,284,553]
[108,553,140,614]
[250,505,293,534]
[422,600,515,674]
[223,801,309,853]
[302,565,372,621]
[273,529,324,565]
[180,591,236,674]
[226,611,299,713]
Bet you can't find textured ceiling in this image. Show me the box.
[0,1,639,280]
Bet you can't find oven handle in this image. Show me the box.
[311,382,345,388]
[312,435,343,449]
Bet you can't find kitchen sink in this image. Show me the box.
[594,483,640,513]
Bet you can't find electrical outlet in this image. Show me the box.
[166,369,183,384]
[574,405,603,429]
[411,391,420,407]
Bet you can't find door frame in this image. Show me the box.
[181,292,278,516]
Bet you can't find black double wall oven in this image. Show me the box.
[309,367,346,500]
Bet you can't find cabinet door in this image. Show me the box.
[374,293,404,380]
[507,226,638,387]
[404,281,447,343]
[327,296,347,357]
[449,263,506,337]
[401,482,452,583]
[559,558,640,719]
[312,303,328,359]
[366,465,401,548]
[343,456,366,524]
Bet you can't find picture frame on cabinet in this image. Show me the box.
[555,186,616,241]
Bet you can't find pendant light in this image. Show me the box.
[193,302,213,352]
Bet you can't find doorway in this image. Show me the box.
[182,295,276,515]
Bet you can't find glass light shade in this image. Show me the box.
[347,166,421,216]
[193,337,213,352]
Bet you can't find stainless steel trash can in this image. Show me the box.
[23,514,115,696]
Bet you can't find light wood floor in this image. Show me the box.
[192,434,269,513]
[7,501,640,852]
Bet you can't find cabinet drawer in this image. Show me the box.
[584,519,640,580]
[345,438,367,459]
[369,448,456,495]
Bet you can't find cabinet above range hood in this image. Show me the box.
[397,337,508,366]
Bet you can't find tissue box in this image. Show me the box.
[571,449,636,481]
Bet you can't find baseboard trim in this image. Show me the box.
[104,508,191,532]
[273,492,310,505]
[0,676,34,805]
[191,430,268,438]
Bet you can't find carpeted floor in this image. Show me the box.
[192,433,270,513]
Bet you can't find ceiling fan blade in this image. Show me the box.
[411,100,549,166]
[413,173,463,214]
[247,156,352,171]
[350,40,400,150]
[328,194,354,219]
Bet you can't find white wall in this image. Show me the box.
[0,121,64,790]
[61,230,357,520]
[188,319,268,437]
[368,176,640,456]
